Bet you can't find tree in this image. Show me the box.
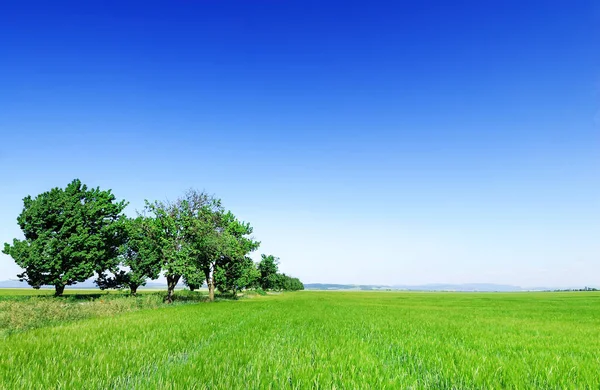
[182,267,204,291]
[258,254,280,290]
[275,273,305,291]
[143,200,191,303]
[256,254,304,291]
[2,179,127,296]
[143,189,221,303]
[215,256,260,297]
[191,210,260,301]
[95,216,161,295]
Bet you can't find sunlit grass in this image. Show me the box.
[0,288,169,297]
[1,291,599,389]
[0,289,207,335]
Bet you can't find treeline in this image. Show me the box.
[552,287,598,292]
[2,179,303,301]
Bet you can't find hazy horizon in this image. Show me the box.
[1,1,599,288]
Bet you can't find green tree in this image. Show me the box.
[216,212,260,295]
[182,190,225,301]
[215,256,260,297]
[95,216,161,295]
[143,200,192,303]
[2,179,127,296]
[258,254,280,290]
[190,209,259,301]
[143,190,221,303]
[274,273,305,291]
[182,268,204,291]
[214,212,260,298]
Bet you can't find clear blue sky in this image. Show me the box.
[1,1,598,287]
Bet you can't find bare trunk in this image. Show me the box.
[54,284,65,297]
[204,265,215,302]
[130,285,138,296]
[166,275,180,303]
[208,280,215,301]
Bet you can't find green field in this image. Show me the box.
[1,291,599,389]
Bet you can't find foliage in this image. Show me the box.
[250,287,267,296]
[257,254,279,290]
[215,256,260,297]
[182,269,204,291]
[141,190,222,302]
[274,273,304,291]
[3,183,301,301]
[188,205,260,301]
[2,179,127,296]
[212,213,260,297]
[96,217,162,295]
[257,254,303,291]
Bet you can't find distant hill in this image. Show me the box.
[0,279,31,288]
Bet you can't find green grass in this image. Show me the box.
[0,288,171,297]
[0,289,207,334]
[1,291,599,389]
[0,288,106,297]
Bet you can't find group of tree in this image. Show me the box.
[2,179,303,301]
[256,254,304,291]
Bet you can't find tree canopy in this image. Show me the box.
[3,179,127,296]
[257,254,304,291]
[96,216,162,295]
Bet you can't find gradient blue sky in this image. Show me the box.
[1,1,599,287]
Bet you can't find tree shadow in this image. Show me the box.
[61,293,108,301]
[0,289,245,303]
[170,290,210,303]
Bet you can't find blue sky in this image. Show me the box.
[1,1,599,287]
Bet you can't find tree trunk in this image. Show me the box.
[54,284,65,297]
[166,275,180,303]
[130,285,138,296]
[204,266,215,302]
[208,277,215,301]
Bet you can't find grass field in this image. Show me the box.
[1,290,599,389]
[0,288,182,297]
[0,288,208,334]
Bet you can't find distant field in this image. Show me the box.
[1,291,599,389]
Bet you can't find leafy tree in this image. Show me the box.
[182,268,204,291]
[274,273,305,291]
[215,256,260,297]
[2,179,127,296]
[256,254,304,291]
[143,200,192,303]
[188,222,222,301]
[290,276,304,291]
[143,190,221,303]
[258,254,280,290]
[95,216,161,295]
[189,208,260,301]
